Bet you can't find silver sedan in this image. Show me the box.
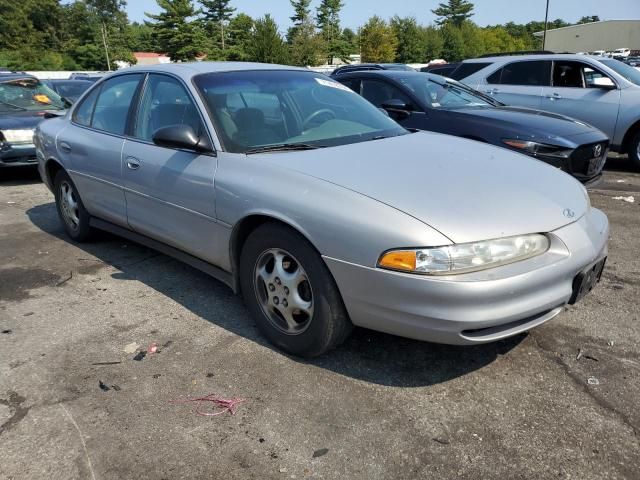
[34,63,609,357]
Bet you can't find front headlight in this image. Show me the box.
[502,139,572,158]
[378,234,550,275]
[1,129,35,144]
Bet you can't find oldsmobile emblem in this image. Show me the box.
[563,208,575,219]
[593,144,602,158]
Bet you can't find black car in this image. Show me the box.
[42,79,93,103]
[336,70,609,186]
[331,63,414,77]
[1,72,67,168]
[420,62,460,76]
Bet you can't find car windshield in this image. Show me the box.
[0,77,66,112]
[397,75,497,109]
[194,70,407,153]
[600,59,640,86]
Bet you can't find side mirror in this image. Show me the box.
[152,124,213,153]
[589,77,616,90]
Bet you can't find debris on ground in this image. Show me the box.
[170,394,246,416]
[612,195,635,203]
[133,351,146,361]
[92,361,122,366]
[576,349,598,362]
[111,384,121,391]
[576,349,583,361]
[587,377,600,386]
[55,271,73,287]
[312,448,329,458]
[148,342,158,354]
[123,342,139,354]
[152,374,161,379]
[99,381,110,391]
[608,340,614,346]
[1,329,12,334]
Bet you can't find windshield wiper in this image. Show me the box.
[245,143,325,154]
[0,100,28,111]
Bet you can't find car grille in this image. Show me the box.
[570,142,607,176]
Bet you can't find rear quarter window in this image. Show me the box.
[449,62,492,80]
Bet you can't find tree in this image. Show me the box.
[432,0,474,27]
[422,26,444,61]
[289,20,326,66]
[440,22,465,61]
[578,15,600,24]
[287,0,312,43]
[316,0,347,64]
[359,16,398,63]
[226,13,254,61]
[341,28,358,54]
[201,0,236,51]
[86,0,129,71]
[391,16,426,63]
[126,22,155,52]
[146,0,206,62]
[247,15,288,64]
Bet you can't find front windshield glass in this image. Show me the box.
[0,78,66,112]
[601,59,640,86]
[396,75,496,109]
[194,70,407,153]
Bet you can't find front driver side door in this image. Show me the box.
[359,78,427,129]
[122,73,225,265]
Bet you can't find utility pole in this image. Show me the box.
[542,0,550,50]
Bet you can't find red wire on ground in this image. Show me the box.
[170,394,246,416]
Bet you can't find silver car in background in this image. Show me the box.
[456,54,640,167]
[34,63,609,357]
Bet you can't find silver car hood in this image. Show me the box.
[261,131,588,244]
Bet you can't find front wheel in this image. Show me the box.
[53,170,93,242]
[239,223,352,357]
[628,130,640,170]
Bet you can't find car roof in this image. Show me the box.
[122,61,308,77]
[336,70,438,80]
[463,53,607,63]
[0,72,38,82]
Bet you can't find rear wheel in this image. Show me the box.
[239,223,352,357]
[628,130,640,170]
[53,170,92,242]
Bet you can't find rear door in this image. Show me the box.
[57,73,144,226]
[482,60,552,109]
[122,73,224,265]
[540,60,620,139]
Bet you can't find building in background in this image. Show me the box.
[133,52,171,66]
[534,20,640,53]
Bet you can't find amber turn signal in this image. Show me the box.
[378,250,416,272]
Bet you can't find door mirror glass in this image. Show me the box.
[152,124,212,153]
[589,76,616,89]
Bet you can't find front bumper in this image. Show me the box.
[0,142,37,167]
[325,207,609,345]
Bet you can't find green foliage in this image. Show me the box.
[432,0,474,27]
[226,13,254,61]
[423,26,444,60]
[578,15,600,24]
[200,0,236,51]
[359,16,398,63]
[341,28,359,54]
[289,21,326,66]
[316,0,348,63]
[146,0,206,62]
[247,15,288,64]
[126,22,155,52]
[391,16,426,63]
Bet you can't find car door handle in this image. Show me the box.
[126,157,140,170]
[59,141,72,153]
[546,93,562,100]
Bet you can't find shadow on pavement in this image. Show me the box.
[0,166,42,186]
[27,201,525,388]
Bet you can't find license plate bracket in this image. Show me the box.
[569,257,606,305]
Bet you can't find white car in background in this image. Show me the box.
[613,48,631,59]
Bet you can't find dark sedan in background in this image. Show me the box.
[335,70,609,185]
[1,72,67,168]
[42,79,93,103]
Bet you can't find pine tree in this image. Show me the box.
[201,0,236,51]
[226,13,254,61]
[432,0,474,27]
[247,15,288,64]
[316,0,347,64]
[287,0,312,43]
[145,0,206,62]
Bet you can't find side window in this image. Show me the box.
[133,74,204,142]
[91,74,143,135]
[488,61,552,86]
[73,86,100,127]
[338,78,360,93]
[449,62,492,81]
[361,80,414,108]
[552,61,585,88]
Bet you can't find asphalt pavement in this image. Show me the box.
[1,158,639,479]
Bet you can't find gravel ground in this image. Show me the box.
[1,159,639,480]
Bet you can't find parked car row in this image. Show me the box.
[32,62,609,357]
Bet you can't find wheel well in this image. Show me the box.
[229,215,315,293]
[45,159,64,186]
[621,120,640,153]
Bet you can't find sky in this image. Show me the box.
[126,0,640,30]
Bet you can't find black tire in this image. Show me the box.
[53,169,93,242]
[628,130,640,170]
[239,223,353,357]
